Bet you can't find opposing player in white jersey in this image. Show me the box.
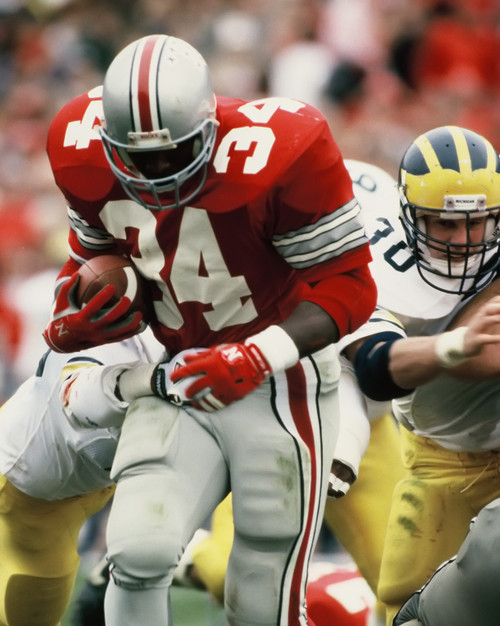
[337,126,500,624]
[0,329,241,626]
[0,328,165,626]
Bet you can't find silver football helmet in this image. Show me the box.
[100,35,218,210]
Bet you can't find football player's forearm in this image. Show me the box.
[391,292,500,385]
[388,335,453,388]
[351,330,469,400]
[62,362,156,428]
[332,361,370,476]
[297,263,378,342]
[388,323,494,387]
[279,301,339,357]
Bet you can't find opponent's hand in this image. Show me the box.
[170,343,272,412]
[462,294,500,355]
[327,459,356,498]
[43,273,144,353]
[150,348,204,406]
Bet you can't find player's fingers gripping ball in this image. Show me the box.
[170,343,272,411]
[43,255,146,353]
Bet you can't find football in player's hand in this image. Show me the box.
[76,255,146,314]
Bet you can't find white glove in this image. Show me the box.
[150,348,206,405]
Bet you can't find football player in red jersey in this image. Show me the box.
[307,561,376,626]
[44,34,376,626]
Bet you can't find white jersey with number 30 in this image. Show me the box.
[344,159,500,451]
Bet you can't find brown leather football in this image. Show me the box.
[76,255,145,313]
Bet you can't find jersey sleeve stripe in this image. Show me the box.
[282,229,368,268]
[272,199,369,269]
[336,311,406,353]
[66,356,105,366]
[273,198,359,245]
[68,207,116,250]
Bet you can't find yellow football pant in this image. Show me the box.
[378,426,500,625]
[191,412,403,617]
[191,493,233,604]
[0,475,114,626]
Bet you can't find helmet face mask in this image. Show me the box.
[100,35,218,210]
[101,118,217,209]
[398,126,500,295]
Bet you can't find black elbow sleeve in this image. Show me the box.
[353,332,414,401]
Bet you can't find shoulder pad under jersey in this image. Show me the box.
[345,159,462,323]
[46,86,119,203]
[213,96,336,176]
[202,95,349,215]
[345,158,400,224]
[218,95,331,142]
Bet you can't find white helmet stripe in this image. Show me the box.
[130,35,164,132]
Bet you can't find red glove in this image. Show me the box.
[170,343,272,412]
[43,273,144,353]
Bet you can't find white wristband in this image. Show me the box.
[434,326,468,368]
[246,325,300,373]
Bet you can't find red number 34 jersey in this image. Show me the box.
[47,87,374,353]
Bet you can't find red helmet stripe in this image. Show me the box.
[135,35,162,132]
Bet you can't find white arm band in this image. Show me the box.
[245,325,300,373]
[435,326,468,368]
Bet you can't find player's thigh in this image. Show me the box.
[229,374,337,541]
[225,371,337,617]
[0,476,113,573]
[107,399,228,579]
[377,432,477,605]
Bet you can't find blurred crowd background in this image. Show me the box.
[0,0,498,401]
